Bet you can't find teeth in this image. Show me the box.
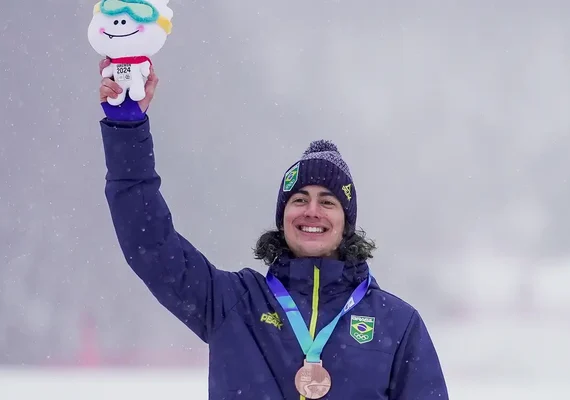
[301,226,324,233]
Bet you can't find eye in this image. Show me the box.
[113,20,119,25]
[321,199,337,207]
[121,20,127,25]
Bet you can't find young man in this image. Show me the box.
[98,58,448,399]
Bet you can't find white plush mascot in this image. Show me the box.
[88,0,173,105]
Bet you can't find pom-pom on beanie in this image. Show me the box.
[275,140,357,231]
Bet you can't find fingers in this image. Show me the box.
[98,58,115,102]
[97,61,160,109]
[99,77,122,102]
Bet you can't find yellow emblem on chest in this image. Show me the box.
[260,312,283,330]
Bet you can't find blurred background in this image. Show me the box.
[1,0,570,398]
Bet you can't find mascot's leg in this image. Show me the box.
[129,73,146,101]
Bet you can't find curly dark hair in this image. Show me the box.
[253,226,377,266]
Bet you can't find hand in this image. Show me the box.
[98,57,159,112]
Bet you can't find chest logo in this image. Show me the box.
[350,315,375,344]
[261,311,284,330]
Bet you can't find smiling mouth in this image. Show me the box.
[104,30,139,39]
[297,225,328,234]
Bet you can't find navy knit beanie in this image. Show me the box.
[275,140,357,231]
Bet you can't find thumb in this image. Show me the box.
[138,67,159,112]
[145,71,159,97]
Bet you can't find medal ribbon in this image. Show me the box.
[266,272,371,363]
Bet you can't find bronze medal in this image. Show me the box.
[294,360,332,399]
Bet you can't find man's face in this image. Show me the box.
[283,185,345,259]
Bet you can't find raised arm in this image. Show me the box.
[98,60,246,343]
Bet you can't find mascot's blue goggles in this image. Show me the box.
[99,0,159,24]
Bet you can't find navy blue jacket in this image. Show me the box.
[100,116,449,399]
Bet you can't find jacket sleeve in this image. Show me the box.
[100,116,247,343]
[389,310,449,399]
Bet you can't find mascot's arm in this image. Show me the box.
[101,64,113,78]
[140,61,151,78]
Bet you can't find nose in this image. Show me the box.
[303,199,321,219]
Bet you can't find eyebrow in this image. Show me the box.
[297,189,335,198]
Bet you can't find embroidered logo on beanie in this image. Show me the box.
[283,162,299,192]
[342,183,352,201]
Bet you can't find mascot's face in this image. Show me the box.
[88,0,171,58]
